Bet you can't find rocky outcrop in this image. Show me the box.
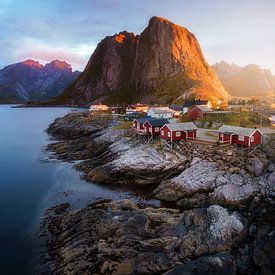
[262,133,275,161]
[47,112,274,206]
[47,112,188,185]
[45,199,247,274]
[53,17,228,107]
[213,61,275,97]
[45,112,275,274]
[47,111,110,139]
[81,134,188,185]
[165,253,236,274]
[0,59,80,103]
[154,148,274,208]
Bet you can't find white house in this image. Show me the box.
[126,103,149,114]
[147,107,175,119]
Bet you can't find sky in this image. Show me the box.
[0,0,275,72]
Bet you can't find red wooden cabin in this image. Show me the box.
[160,122,197,141]
[188,105,212,121]
[218,125,263,147]
[143,118,169,136]
[132,116,151,134]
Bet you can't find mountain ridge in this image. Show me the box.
[0,59,81,103]
[213,61,275,98]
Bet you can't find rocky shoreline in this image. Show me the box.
[44,111,275,274]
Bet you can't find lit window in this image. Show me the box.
[155,127,159,132]
[176,131,181,137]
[168,132,171,137]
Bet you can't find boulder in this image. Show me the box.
[45,199,246,274]
[251,157,265,177]
[165,253,236,275]
[268,171,275,185]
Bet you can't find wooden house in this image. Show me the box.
[147,107,175,119]
[143,118,169,136]
[126,103,149,114]
[160,122,197,142]
[218,125,263,147]
[182,100,211,114]
[188,105,212,120]
[169,105,183,117]
[132,116,151,134]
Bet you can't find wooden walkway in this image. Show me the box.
[187,138,230,146]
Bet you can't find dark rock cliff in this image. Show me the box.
[53,17,228,107]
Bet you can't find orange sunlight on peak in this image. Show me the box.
[115,34,126,44]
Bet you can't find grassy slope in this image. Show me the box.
[198,112,271,128]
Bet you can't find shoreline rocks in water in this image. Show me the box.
[44,111,275,274]
[47,111,110,139]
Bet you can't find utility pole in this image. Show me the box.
[260,106,263,127]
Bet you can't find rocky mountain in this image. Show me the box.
[0,59,81,103]
[52,17,228,108]
[213,61,275,97]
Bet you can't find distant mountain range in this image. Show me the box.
[213,61,275,98]
[0,59,81,103]
[49,16,228,108]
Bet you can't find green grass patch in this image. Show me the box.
[113,121,133,130]
[198,111,271,128]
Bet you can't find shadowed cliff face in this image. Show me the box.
[55,16,228,107]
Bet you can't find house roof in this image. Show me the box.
[193,105,212,112]
[169,105,183,112]
[127,103,148,109]
[218,125,262,136]
[134,116,151,123]
[148,107,175,114]
[183,100,208,108]
[145,118,170,126]
[164,122,197,131]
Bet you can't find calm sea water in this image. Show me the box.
[0,105,157,275]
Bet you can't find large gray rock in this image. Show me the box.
[154,158,273,207]
[268,171,275,185]
[165,253,236,275]
[45,200,246,274]
[251,157,265,177]
[154,160,224,202]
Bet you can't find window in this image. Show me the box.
[220,133,224,140]
[239,135,244,141]
[155,127,159,132]
[161,130,164,135]
[251,136,254,142]
[168,132,171,137]
[176,131,181,137]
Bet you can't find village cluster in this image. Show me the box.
[89,101,264,148]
